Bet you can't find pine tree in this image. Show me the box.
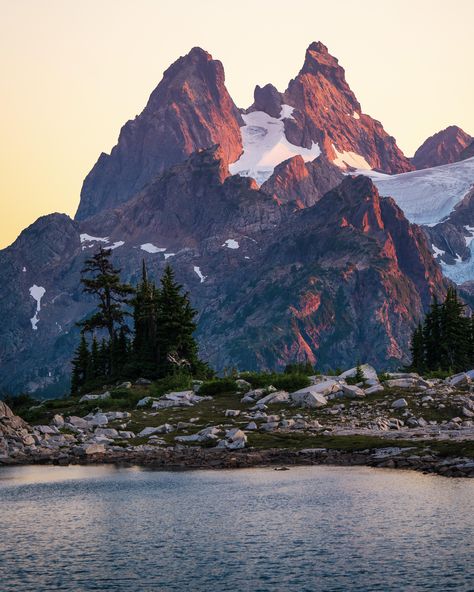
[410,323,425,373]
[71,334,91,394]
[78,247,134,341]
[155,265,202,376]
[132,261,159,376]
[91,336,101,379]
[354,362,365,383]
[439,287,470,372]
[424,298,442,371]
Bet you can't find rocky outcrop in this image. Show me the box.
[76,47,243,220]
[0,402,35,460]
[260,154,343,208]
[411,126,473,169]
[281,42,413,174]
[459,140,474,162]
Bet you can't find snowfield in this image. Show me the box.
[359,157,474,225]
[229,106,321,185]
[29,285,46,331]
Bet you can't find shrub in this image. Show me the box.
[199,378,238,396]
[284,362,314,375]
[272,373,311,392]
[150,373,193,397]
[110,388,133,400]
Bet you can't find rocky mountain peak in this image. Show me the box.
[411,125,473,169]
[281,42,413,174]
[75,47,243,221]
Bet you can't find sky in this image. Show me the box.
[1,0,473,249]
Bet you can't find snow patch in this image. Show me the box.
[332,145,371,170]
[140,243,166,254]
[80,233,109,244]
[29,285,46,331]
[22,267,26,272]
[432,244,446,258]
[164,253,176,260]
[359,157,474,226]
[454,253,463,263]
[109,241,124,250]
[222,239,239,249]
[279,104,295,120]
[229,109,320,185]
[352,111,360,120]
[464,226,474,247]
[193,266,206,283]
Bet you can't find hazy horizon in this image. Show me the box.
[1,0,473,248]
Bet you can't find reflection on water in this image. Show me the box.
[0,465,472,591]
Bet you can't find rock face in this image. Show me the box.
[459,140,474,161]
[280,42,413,174]
[76,47,243,220]
[0,402,34,459]
[411,126,473,169]
[260,154,343,208]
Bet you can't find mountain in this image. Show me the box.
[0,42,456,395]
[76,47,243,221]
[78,42,413,221]
[0,147,446,395]
[411,126,472,169]
[460,140,474,162]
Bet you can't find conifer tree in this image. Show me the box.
[132,261,159,376]
[410,323,425,373]
[155,265,202,375]
[78,247,134,341]
[71,334,91,394]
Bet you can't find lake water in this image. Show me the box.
[0,464,473,591]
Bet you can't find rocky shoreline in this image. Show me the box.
[3,365,474,479]
[2,443,474,479]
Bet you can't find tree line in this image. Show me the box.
[410,287,474,374]
[71,248,210,394]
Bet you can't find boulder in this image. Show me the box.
[386,378,418,389]
[86,413,109,427]
[391,398,408,409]
[94,428,120,439]
[245,421,258,430]
[35,425,59,435]
[137,396,154,407]
[225,409,241,417]
[79,391,110,403]
[117,382,132,389]
[83,443,106,455]
[236,379,251,390]
[138,424,174,437]
[118,431,135,439]
[290,386,329,408]
[135,377,152,385]
[342,384,365,399]
[364,384,384,395]
[67,416,90,430]
[104,411,131,421]
[256,391,290,405]
[223,428,247,449]
[448,373,470,387]
[52,414,65,427]
[175,426,221,443]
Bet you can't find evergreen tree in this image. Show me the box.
[423,298,442,371]
[410,323,425,373]
[132,261,159,376]
[91,336,101,379]
[78,247,134,341]
[71,334,91,394]
[439,287,470,372]
[354,362,365,383]
[155,265,202,376]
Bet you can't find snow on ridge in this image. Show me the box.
[29,284,46,331]
[193,266,206,283]
[229,108,320,185]
[332,144,371,171]
[110,241,125,250]
[352,111,360,120]
[140,243,166,254]
[358,156,474,226]
[222,239,239,249]
[80,233,109,244]
[464,226,474,247]
[432,244,446,258]
[164,253,176,260]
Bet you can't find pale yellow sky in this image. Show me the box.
[1,0,473,248]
